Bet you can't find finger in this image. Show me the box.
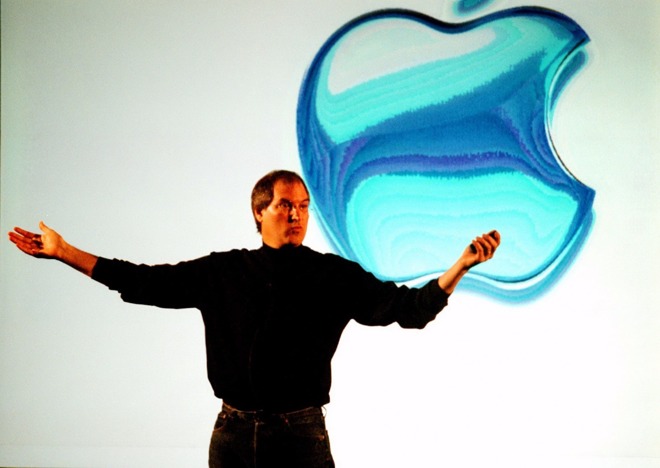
[13,226,37,238]
[477,236,497,258]
[469,238,486,255]
[480,231,500,254]
[9,230,32,246]
[486,238,500,259]
[11,235,40,256]
[14,242,33,255]
[488,230,500,243]
[469,238,484,256]
[39,221,50,235]
[486,234,498,253]
[477,237,492,257]
[9,227,43,252]
[480,235,495,254]
[8,231,21,245]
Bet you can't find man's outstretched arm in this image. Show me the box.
[437,230,501,295]
[8,221,98,277]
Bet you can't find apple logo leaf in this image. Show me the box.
[297,7,595,301]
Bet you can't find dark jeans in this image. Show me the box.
[208,403,335,468]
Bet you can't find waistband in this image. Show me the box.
[222,402,323,421]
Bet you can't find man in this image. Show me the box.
[8,169,500,467]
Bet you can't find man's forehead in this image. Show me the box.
[273,180,309,200]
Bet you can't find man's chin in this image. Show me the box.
[288,238,304,247]
[286,229,305,243]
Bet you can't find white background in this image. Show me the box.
[1,1,658,467]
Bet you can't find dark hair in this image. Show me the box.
[251,170,309,233]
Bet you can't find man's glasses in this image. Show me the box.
[273,200,310,215]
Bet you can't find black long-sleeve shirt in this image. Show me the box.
[92,244,448,412]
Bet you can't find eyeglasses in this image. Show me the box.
[273,200,310,215]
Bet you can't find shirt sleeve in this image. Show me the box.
[92,256,213,309]
[331,255,450,329]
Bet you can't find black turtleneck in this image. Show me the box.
[92,244,448,411]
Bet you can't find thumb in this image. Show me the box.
[39,220,50,234]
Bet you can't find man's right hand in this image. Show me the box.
[9,221,65,259]
[8,221,98,276]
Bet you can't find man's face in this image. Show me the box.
[256,180,310,248]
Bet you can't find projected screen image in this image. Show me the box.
[1,1,658,467]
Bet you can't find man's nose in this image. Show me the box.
[288,206,300,221]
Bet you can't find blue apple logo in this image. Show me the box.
[297,7,595,301]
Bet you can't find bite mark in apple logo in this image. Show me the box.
[297,7,595,301]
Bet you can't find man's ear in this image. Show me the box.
[254,209,263,223]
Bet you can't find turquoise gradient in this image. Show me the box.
[453,0,496,17]
[297,8,595,301]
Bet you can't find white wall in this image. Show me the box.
[1,1,658,466]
